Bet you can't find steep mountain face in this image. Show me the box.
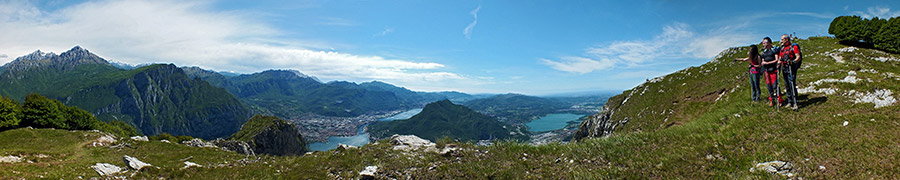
[368,99,519,142]
[230,115,307,156]
[0,47,250,139]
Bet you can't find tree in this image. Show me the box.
[864,17,886,44]
[876,17,900,53]
[0,94,21,129]
[22,93,67,129]
[64,106,100,130]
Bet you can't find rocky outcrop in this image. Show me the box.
[573,90,631,140]
[90,163,122,176]
[230,115,307,156]
[123,155,152,170]
[214,139,256,155]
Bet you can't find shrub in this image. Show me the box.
[22,93,67,129]
[0,94,21,129]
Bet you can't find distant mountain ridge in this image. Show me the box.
[0,47,251,139]
[181,66,477,118]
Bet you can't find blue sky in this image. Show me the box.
[1,0,899,95]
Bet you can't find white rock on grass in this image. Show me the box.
[389,135,436,151]
[92,135,118,147]
[182,138,218,148]
[853,89,897,108]
[123,155,152,170]
[0,155,23,163]
[359,165,377,179]
[750,160,795,178]
[337,144,357,149]
[90,163,122,176]
[182,161,202,169]
[130,136,149,142]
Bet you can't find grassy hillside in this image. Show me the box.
[1,37,899,179]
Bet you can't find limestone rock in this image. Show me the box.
[90,163,122,176]
[0,155,23,163]
[183,138,218,148]
[92,134,118,147]
[390,135,435,151]
[359,165,378,180]
[123,155,152,170]
[750,160,795,178]
[130,136,149,141]
[182,161,202,169]
[213,139,256,155]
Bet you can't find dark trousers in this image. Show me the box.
[781,63,799,104]
[748,67,761,101]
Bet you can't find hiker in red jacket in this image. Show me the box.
[778,34,802,110]
[760,37,782,107]
[734,44,762,101]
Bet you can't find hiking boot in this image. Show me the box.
[792,104,799,110]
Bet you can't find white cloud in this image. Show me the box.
[463,5,480,39]
[540,56,614,74]
[0,0,465,84]
[855,6,900,19]
[544,22,751,74]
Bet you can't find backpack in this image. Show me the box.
[782,43,802,63]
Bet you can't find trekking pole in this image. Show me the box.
[788,62,798,110]
[774,69,780,112]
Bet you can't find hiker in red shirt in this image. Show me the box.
[734,44,762,101]
[778,34,802,110]
[760,37,782,107]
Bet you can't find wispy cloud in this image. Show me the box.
[0,0,466,84]
[318,16,357,26]
[463,5,481,39]
[543,22,752,74]
[375,27,394,37]
[540,56,614,74]
[854,6,900,19]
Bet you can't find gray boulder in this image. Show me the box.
[214,139,256,155]
[182,138,218,148]
[123,155,152,170]
[751,160,795,178]
[390,134,436,151]
[90,163,122,176]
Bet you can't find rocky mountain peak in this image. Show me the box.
[15,50,58,61]
[60,46,100,59]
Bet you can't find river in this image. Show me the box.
[306,108,423,151]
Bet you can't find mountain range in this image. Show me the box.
[0,47,249,139]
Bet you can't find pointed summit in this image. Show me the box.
[60,45,99,59]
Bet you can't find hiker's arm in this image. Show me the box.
[792,50,801,62]
[734,57,748,62]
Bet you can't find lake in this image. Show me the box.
[307,108,423,151]
[526,113,585,132]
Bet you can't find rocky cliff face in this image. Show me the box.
[89,64,250,139]
[230,115,307,156]
[0,46,251,139]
